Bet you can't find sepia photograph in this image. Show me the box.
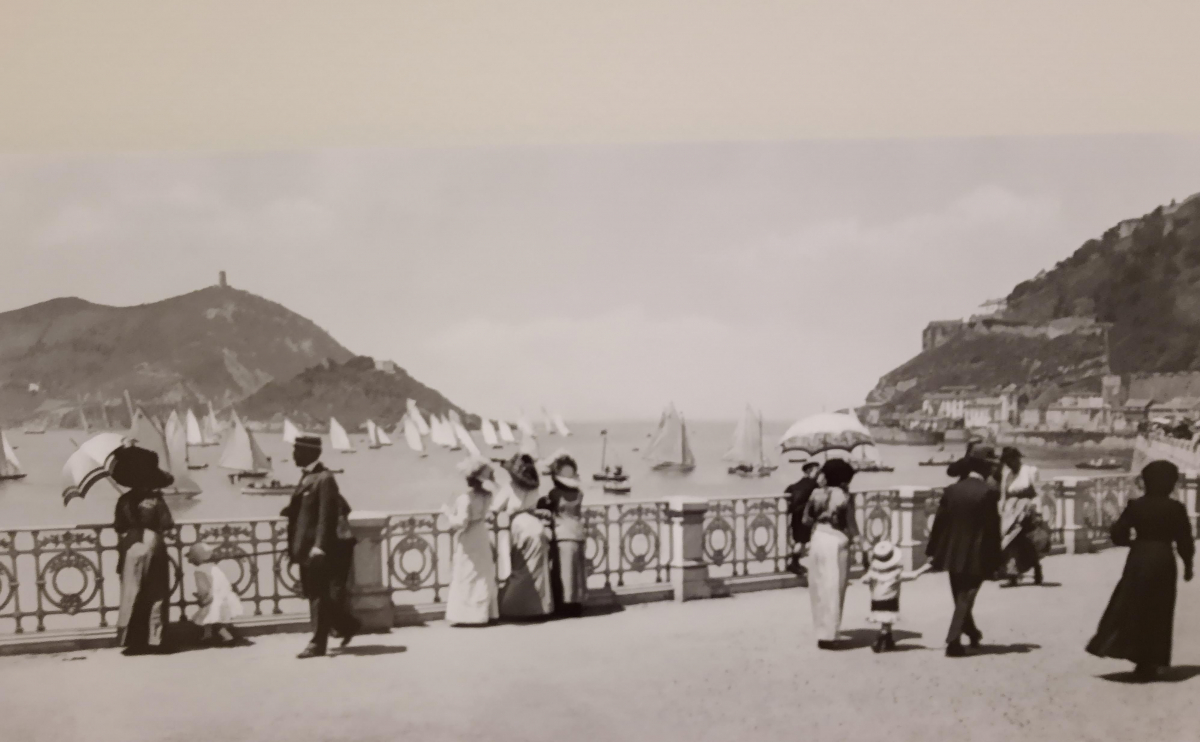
[2,2,1199,741]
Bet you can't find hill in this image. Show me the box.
[867,190,1200,413]
[238,355,480,432]
[0,278,354,426]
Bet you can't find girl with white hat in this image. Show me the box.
[186,543,244,645]
[859,540,931,652]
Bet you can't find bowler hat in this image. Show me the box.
[110,445,175,491]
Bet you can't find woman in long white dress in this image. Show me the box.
[441,458,500,626]
[800,458,861,649]
[493,453,555,619]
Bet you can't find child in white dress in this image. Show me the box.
[187,543,244,644]
[859,540,930,653]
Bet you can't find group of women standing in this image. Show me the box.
[441,451,587,626]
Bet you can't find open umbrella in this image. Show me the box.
[779,412,875,458]
[61,432,129,505]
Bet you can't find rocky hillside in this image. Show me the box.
[0,281,354,426]
[868,190,1200,412]
[238,355,479,432]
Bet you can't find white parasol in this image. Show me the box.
[779,412,875,457]
[61,432,130,505]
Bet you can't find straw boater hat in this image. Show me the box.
[294,435,322,450]
[110,445,174,491]
[870,540,903,571]
[549,453,582,490]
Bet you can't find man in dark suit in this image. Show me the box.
[926,455,1002,657]
[784,462,821,575]
[282,435,360,658]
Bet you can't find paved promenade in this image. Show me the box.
[2,548,1197,742]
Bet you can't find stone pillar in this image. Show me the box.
[667,496,712,602]
[348,512,393,632]
[1055,477,1085,555]
[894,486,932,570]
[1183,473,1199,537]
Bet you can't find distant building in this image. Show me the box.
[375,359,397,374]
[219,270,228,288]
[1045,394,1107,431]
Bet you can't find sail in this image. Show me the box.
[406,399,430,436]
[281,417,300,444]
[186,409,205,445]
[79,405,90,432]
[541,408,556,435]
[366,419,380,447]
[644,403,677,458]
[481,419,500,448]
[204,402,222,444]
[497,419,516,443]
[377,424,393,446]
[453,422,482,457]
[165,411,190,471]
[723,405,753,464]
[516,411,536,437]
[645,403,694,469]
[129,409,170,464]
[403,416,425,453]
[552,412,571,437]
[219,415,271,473]
[1,431,22,477]
[680,414,696,469]
[330,417,354,452]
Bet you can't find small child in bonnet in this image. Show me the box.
[187,543,244,645]
[859,539,930,653]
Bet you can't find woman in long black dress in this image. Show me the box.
[1086,460,1194,680]
[111,445,177,655]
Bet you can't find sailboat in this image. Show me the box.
[219,412,272,480]
[330,417,355,453]
[497,419,516,445]
[516,411,536,438]
[202,401,223,445]
[644,403,696,472]
[724,405,776,478]
[166,410,208,471]
[552,412,571,437]
[405,399,431,436]
[452,420,481,457]
[447,411,467,452]
[366,419,384,449]
[377,422,393,446]
[185,409,208,447]
[281,417,301,444]
[132,408,202,497]
[480,419,501,449]
[593,429,629,482]
[402,415,427,457]
[1,430,26,481]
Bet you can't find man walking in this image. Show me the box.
[282,435,360,658]
[925,455,1002,657]
[784,462,821,575]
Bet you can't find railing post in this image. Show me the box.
[1055,477,1086,555]
[348,512,392,632]
[1184,474,1199,537]
[667,497,712,602]
[894,486,929,570]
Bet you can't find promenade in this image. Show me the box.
[2,548,1196,742]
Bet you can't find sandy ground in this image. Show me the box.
[1,548,1197,742]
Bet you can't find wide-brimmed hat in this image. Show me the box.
[503,453,540,490]
[110,445,174,491]
[186,543,213,565]
[870,540,902,570]
[457,456,494,483]
[549,453,581,490]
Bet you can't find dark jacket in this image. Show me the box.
[281,462,353,563]
[926,476,1002,577]
[113,489,174,574]
[785,477,818,544]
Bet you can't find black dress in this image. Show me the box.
[1086,495,1195,668]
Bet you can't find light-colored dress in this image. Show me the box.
[999,464,1040,551]
[444,490,499,626]
[495,484,554,618]
[192,563,245,625]
[863,562,903,625]
[801,486,859,642]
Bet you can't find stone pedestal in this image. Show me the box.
[667,496,712,602]
[894,486,933,570]
[1054,477,1085,555]
[348,512,393,632]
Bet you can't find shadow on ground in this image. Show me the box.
[1099,665,1200,684]
[334,645,408,657]
[833,628,925,651]
[970,643,1041,657]
[999,581,1064,589]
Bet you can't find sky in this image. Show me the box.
[2,134,1200,422]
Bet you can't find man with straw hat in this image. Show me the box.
[281,434,360,658]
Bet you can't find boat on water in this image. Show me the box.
[401,414,427,457]
[405,399,431,436]
[220,412,272,483]
[366,419,385,449]
[497,419,516,445]
[593,429,630,482]
[241,479,296,496]
[132,408,202,498]
[281,417,301,444]
[603,480,632,495]
[644,403,696,472]
[1077,457,1125,471]
[202,401,224,445]
[23,418,47,435]
[552,411,571,437]
[186,408,217,447]
[330,417,356,454]
[451,416,482,457]
[1,430,26,481]
[481,419,502,449]
[724,404,778,478]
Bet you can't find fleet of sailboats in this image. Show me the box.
[644,403,696,472]
[1,430,25,481]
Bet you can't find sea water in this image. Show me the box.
[0,422,1109,528]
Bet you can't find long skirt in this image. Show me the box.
[808,525,850,641]
[499,513,554,618]
[999,498,1040,577]
[1087,540,1179,667]
[446,521,499,625]
[116,533,170,650]
[551,539,586,610]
